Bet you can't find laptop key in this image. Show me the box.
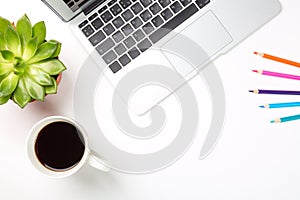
[180,0,192,7]
[101,11,113,23]
[170,2,183,14]
[149,4,198,43]
[195,0,210,9]
[112,16,125,29]
[114,43,127,55]
[131,2,143,14]
[88,13,98,21]
[119,54,131,66]
[79,20,88,28]
[108,0,117,6]
[110,4,122,16]
[120,0,132,9]
[122,9,134,21]
[109,61,122,73]
[121,24,134,36]
[161,8,173,21]
[131,17,143,29]
[98,6,108,15]
[103,23,115,35]
[142,22,154,34]
[96,38,115,55]
[112,31,125,43]
[103,50,117,64]
[140,0,152,7]
[128,47,140,59]
[124,36,136,48]
[133,29,145,42]
[89,30,106,46]
[67,2,75,7]
[140,10,152,22]
[137,38,152,52]
[149,3,162,15]
[152,15,164,27]
[82,25,95,37]
[91,18,104,30]
[159,0,171,8]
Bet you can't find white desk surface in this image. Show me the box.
[1,0,300,199]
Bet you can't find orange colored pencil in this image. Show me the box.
[254,52,300,68]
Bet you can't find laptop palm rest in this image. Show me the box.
[129,11,232,115]
[161,11,233,77]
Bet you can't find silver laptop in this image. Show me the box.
[42,0,281,114]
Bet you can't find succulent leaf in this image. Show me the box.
[32,21,46,46]
[27,66,53,86]
[0,16,11,34]
[28,41,58,64]
[12,77,31,108]
[16,14,32,54]
[0,72,19,97]
[30,59,66,75]
[48,40,61,58]
[0,50,14,62]
[23,74,45,101]
[22,37,38,61]
[0,95,10,105]
[45,77,57,94]
[4,26,21,57]
[0,63,14,76]
[0,32,6,50]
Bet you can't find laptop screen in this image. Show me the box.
[63,0,89,12]
[42,0,98,22]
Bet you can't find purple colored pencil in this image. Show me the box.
[249,89,300,95]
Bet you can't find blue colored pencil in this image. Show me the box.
[260,102,300,109]
[271,114,300,123]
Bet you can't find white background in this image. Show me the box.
[1,0,300,199]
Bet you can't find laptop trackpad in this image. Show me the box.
[161,11,233,77]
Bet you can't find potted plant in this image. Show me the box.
[0,14,66,108]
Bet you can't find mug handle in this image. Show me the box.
[87,153,110,172]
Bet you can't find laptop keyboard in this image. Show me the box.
[79,0,211,73]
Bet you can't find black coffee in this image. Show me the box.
[34,121,85,172]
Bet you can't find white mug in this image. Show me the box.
[26,116,109,178]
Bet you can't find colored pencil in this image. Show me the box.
[260,102,300,109]
[252,70,300,81]
[271,114,300,123]
[249,89,300,95]
[254,52,300,68]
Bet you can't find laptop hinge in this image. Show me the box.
[83,0,106,16]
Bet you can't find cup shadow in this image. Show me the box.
[70,165,123,197]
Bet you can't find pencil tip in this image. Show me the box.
[249,90,254,93]
[252,70,258,73]
[259,105,264,108]
[270,120,275,123]
[254,52,258,55]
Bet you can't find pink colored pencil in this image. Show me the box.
[252,70,300,81]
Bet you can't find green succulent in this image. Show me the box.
[0,14,66,108]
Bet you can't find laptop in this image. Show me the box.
[42,0,282,114]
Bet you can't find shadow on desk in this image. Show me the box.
[69,165,124,199]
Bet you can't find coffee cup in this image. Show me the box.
[26,116,109,178]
